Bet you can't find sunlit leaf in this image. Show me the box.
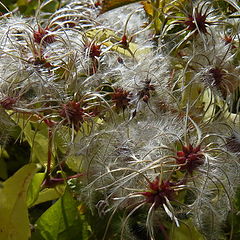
[142,1,153,16]
[66,155,83,172]
[202,88,216,122]
[32,184,65,206]
[101,0,143,13]
[180,72,203,109]
[0,163,40,240]
[33,189,90,240]
[27,172,46,207]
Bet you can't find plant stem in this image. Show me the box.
[153,0,161,36]
[46,128,53,178]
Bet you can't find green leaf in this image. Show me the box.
[65,155,83,172]
[0,109,19,140]
[33,189,90,240]
[14,117,49,165]
[0,163,40,240]
[33,185,65,206]
[41,0,59,13]
[27,173,46,207]
[170,220,204,240]
[17,0,28,6]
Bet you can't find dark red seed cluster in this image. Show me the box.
[176,144,204,174]
[33,26,55,45]
[141,177,176,208]
[226,133,240,153]
[184,10,210,34]
[120,35,129,49]
[223,35,236,48]
[208,67,224,86]
[33,56,52,68]
[112,88,131,112]
[138,79,155,103]
[94,0,101,7]
[88,44,101,58]
[59,101,86,130]
[0,97,17,110]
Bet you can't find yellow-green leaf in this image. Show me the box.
[33,184,65,206]
[142,1,153,16]
[33,190,90,240]
[66,155,83,172]
[13,116,50,165]
[17,0,28,7]
[0,163,39,240]
[27,172,45,207]
[170,220,204,240]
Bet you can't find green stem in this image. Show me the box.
[153,0,161,36]
[46,128,53,178]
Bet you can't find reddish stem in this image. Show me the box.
[42,173,84,188]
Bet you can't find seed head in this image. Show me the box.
[59,101,86,130]
[226,132,240,153]
[112,87,131,112]
[0,97,17,110]
[88,43,101,58]
[137,79,155,103]
[33,26,55,45]
[141,177,176,208]
[182,6,212,34]
[208,67,224,86]
[176,144,204,174]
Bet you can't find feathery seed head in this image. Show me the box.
[184,9,210,34]
[59,100,86,130]
[33,26,55,45]
[112,87,132,112]
[176,144,204,174]
[141,177,176,208]
[88,43,101,58]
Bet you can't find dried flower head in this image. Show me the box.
[0,97,17,110]
[178,1,214,35]
[33,26,55,45]
[184,9,210,34]
[201,63,240,97]
[86,43,101,58]
[141,177,176,209]
[176,144,204,174]
[59,101,86,130]
[112,87,131,112]
[137,79,155,103]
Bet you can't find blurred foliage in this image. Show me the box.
[0,0,61,16]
